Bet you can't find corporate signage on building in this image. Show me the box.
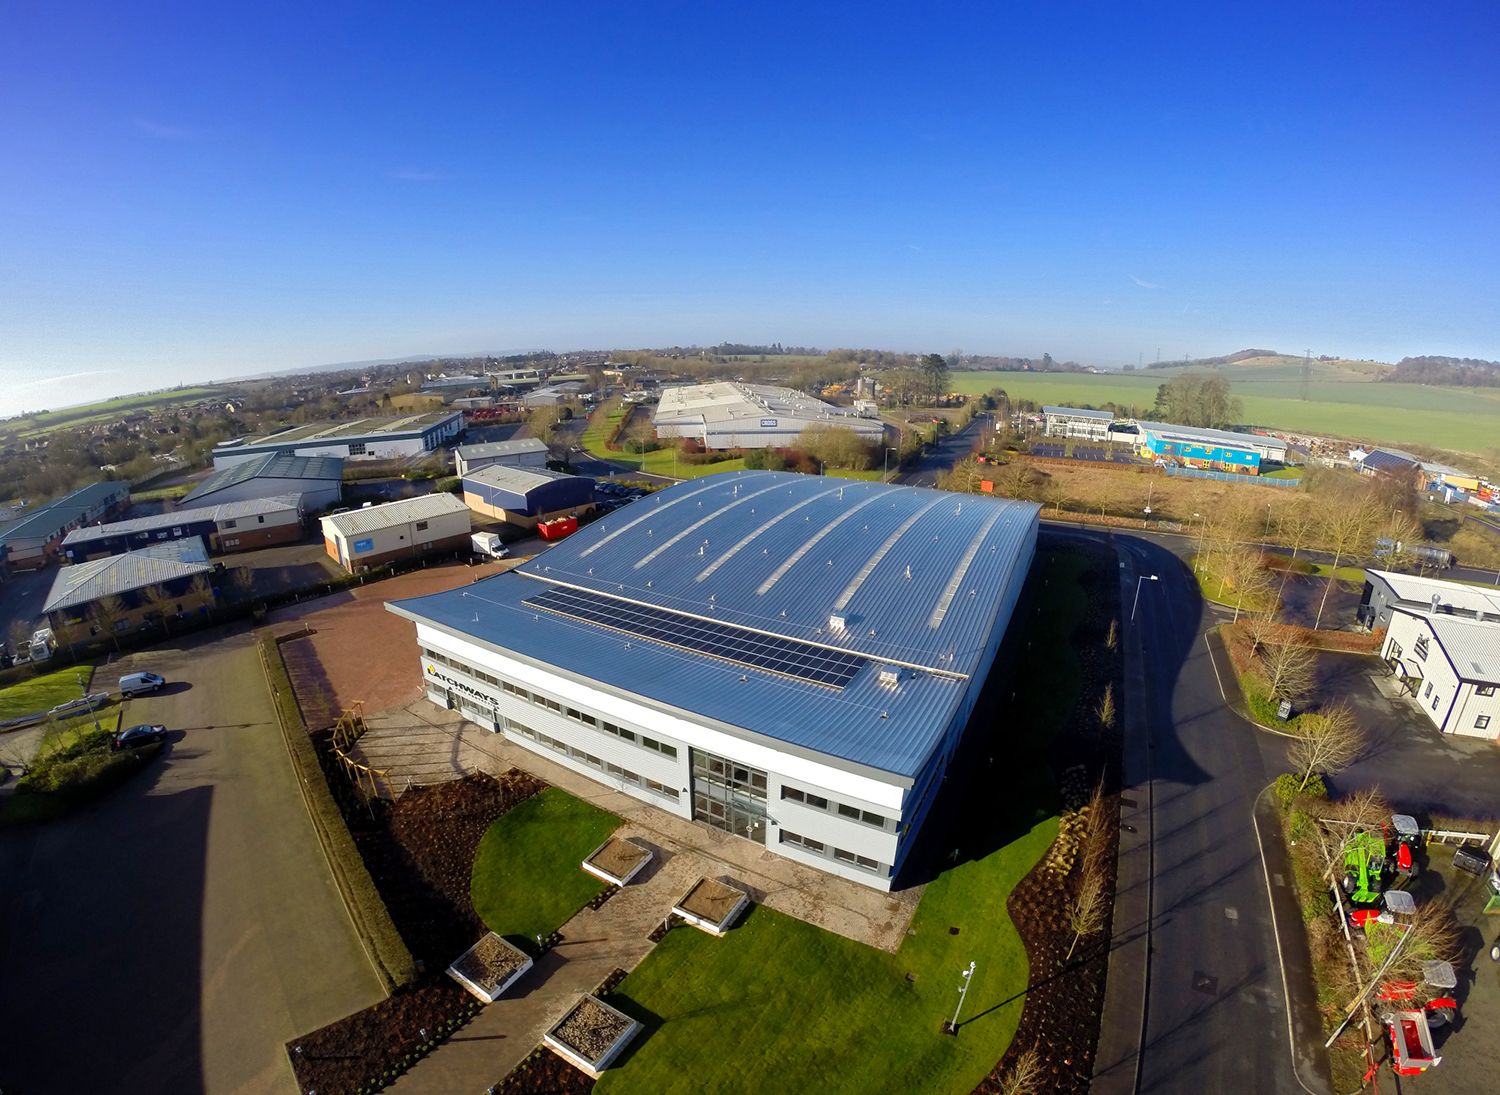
[760,418,778,428]
[353,537,374,553]
[426,663,497,707]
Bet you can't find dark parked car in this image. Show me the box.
[113,723,168,753]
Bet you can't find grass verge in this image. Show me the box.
[470,787,621,943]
[257,633,416,992]
[0,665,95,719]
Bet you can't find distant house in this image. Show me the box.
[42,538,218,637]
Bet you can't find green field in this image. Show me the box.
[3,386,230,439]
[948,370,1500,457]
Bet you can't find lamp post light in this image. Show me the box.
[945,961,976,1035]
[1131,574,1159,622]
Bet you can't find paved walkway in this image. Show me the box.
[353,701,921,951]
[389,827,704,1094]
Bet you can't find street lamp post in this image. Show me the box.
[1131,574,1159,622]
[945,962,976,1035]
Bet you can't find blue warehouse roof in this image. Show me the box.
[389,471,1039,780]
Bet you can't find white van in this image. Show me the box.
[119,671,167,697]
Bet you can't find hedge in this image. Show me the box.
[257,634,416,992]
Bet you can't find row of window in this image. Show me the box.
[507,718,679,800]
[780,830,885,875]
[780,784,891,831]
[421,647,679,760]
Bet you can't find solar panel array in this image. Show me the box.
[524,585,866,688]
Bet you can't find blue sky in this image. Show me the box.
[2,2,1498,416]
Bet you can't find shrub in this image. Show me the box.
[1301,889,1333,924]
[434,476,462,494]
[1274,772,1326,809]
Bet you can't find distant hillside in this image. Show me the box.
[1385,355,1500,387]
[1146,349,1391,376]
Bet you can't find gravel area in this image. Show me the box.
[451,932,529,996]
[586,837,650,880]
[552,996,632,1062]
[676,877,745,924]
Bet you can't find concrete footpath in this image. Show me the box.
[1091,539,1153,1095]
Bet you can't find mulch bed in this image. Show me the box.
[287,768,547,1095]
[489,970,629,1095]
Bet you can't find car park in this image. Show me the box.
[112,723,168,752]
[119,671,166,697]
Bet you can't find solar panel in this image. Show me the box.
[524,585,866,689]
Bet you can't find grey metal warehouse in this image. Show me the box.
[653,382,885,450]
[462,466,596,529]
[453,438,550,477]
[61,495,304,562]
[183,452,344,511]
[389,471,1040,890]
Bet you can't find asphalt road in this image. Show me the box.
[0,630,383,1094]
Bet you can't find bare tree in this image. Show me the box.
[1243,612,1283,658]
[1323,785,1392,831]
[1105,619,1119,653]
[1278,502,1317,560]
[1288,701,1363,792]
[140,584,176,636]
[1043,480,1070,515]
[999,1047,1046,1095]
[89,595,128,651]
[1261,633,1317,703]
[1385,899,1463,987]
[1095,683,1116,734]
[1314,501,1379,628]
[1222,549,1275,622]
[1067,781,1113,958]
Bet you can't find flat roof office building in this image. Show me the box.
[454,438,550,477]
[654,382,885,450]
[1042,406,1114,441]
[62,495,304,561]
[389,471,1039,889]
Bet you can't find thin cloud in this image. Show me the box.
[387,169,449,182]
[908,244,924,253]
[131,117,198,140]
[17,370,118,390]
[1130,275,1161,290]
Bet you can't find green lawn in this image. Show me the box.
[470,788,621,944]
[946,370,1500,456]
[130,484,193,502]
[0,666,94,720]
[1190,556,1279,614]
[1300,562,1367,582]
[596,549,1095,1095]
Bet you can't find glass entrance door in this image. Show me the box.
[691,749,768,843]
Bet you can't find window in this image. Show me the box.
[223,519,237,529]
[1477,716,1491,730]
[348,442,367,455]
[1414,635,1429,661]
[257,515,265,524]
[838,804,860,820]
[1431,693,1440,711]
[415,520,429,532]
[1478,685,1497,697]
[1424,682,1433,698]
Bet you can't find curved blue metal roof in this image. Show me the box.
[389,472,1039,778]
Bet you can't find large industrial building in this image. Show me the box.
[321,494,472,572]
[454,438,550,477]
[1128,421,1288,474]
[1042,406,1115,441]
[462,466,596,530]
[654,382,885,450]
[389,471,1040,889]
[61,495,304,562]
[211,411,463,468]
[0,481,131,570]
[183,452,344,511]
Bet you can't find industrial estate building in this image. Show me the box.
[42,538,217,634]
[0,481,131,570]
[211,411,464,468]
[654,382,885,450]
[1381,613,1500,740]
[321,494,472,572]
[461,466,596,530]
[61,496,304,562]
[183,452,344,511]
[1042,406,1114,442]
[1359,569,1500,631]
[1129,420,1288,473]
[454,438,550,477]
[389,471,1040,889]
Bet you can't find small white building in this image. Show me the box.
[653,382,885,450]
[321,494,472,573]
[1042,406,1114,441]
[1381,608,1500,739]
[454,438,550,477]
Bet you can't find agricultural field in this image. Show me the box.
[1,385,232,439]
[948,369,1500,458]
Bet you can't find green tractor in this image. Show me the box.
[1341,830,1389,905]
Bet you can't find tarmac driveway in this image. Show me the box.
[1313,652,1500,819]
[0,630,383,1094]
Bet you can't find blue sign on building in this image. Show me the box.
[353,537,375,554]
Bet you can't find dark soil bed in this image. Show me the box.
[490,1047,595,1095]
[288,768,547,1095]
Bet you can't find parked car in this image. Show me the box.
[118,671,166,697]
[48,693,110,719]
[113,723,168,752]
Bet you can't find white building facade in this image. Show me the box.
[1381,608,1500,739]
[1042,406,1114,441]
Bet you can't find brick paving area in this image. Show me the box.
[265,558,521,726]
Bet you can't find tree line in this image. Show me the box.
[1385,355,1500,387]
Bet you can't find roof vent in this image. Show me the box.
[904,564,912,580]
[878,666,901,688]
[829,612,848,632]
[1431,594,1442,613]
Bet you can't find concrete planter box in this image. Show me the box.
[446,932,533,1003]
[581,836,653,887]
[544,994,642,1077]
[672,877,750,936]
